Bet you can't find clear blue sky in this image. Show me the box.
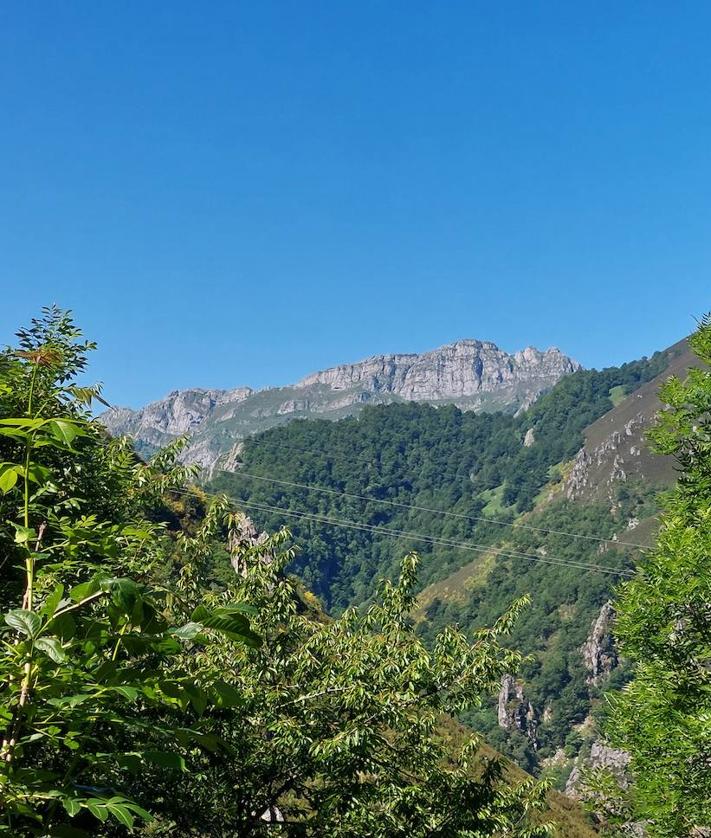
[1,2,709,407]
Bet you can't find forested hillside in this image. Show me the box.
[210,346,673,607]
[209,345,679,776]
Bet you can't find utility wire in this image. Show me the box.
[224,469,651,550]
[238,499,636,579]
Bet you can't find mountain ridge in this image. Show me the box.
[102,338,580,469]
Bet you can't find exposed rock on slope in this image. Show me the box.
[566,742,632,798]
[582,602,618,686]
[498,675,539,748]
[565,339,692,502]
[102,339,579,470]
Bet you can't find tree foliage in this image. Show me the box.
[0,308,261,834]
[209,351,667,773]
[0,308,555,836]
[601,316,711,836]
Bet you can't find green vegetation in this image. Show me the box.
[211,348,669,611]
[595,317,711,836]
[608,385,627,407]
[208,350,672,775]
[1,308,567,837]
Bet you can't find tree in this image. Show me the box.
[157,526,552,836]
[0,308,259,835]
[0,308,553,836]
[602,316,711,836]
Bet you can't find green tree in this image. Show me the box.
[156,525,552,837]
[0,308,555,836]
[0,308,259,835]
[602,316,711,836]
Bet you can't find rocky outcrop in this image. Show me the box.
[298,341,579,402]
[497,675,539,748]
[582,602,618,685]
[565,415,647,501]
[566,741,632,798]
[102,387,253,453]
[101,339,579,471]
[228,513,268,576]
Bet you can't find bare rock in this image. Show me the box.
[497,675,539,747]
[582,602,618,685]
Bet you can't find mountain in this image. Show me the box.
[207,338,683,784]
[101,339,580,470]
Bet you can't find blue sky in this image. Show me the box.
[1,2,709,407]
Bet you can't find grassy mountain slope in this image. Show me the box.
[565,338,691,501]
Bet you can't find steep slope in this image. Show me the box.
[101,339,579,469]
[564,338,691,501]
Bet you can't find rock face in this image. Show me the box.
[582,602,618,685]
[497,675,539,748]
[101,339,580,471]
[228,513,268,576]
[565,415,647,501]
[298,341,578,405]
[102,387,253,464]
[566,741,632,798]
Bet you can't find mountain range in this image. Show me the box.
[101,339,580,470]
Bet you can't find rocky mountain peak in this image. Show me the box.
[296,340,579,402]
[101,337,580,470]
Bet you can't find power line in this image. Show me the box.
[238,499,636,579]
[223,469,651,550]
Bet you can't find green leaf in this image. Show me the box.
[143,750,186,771]
[26,462,52,484]
[85,800,108,822]
[35,636,67,663]
[213,680,244,708]
[170,621,204,641]
[41,584,65,618]
[106,803,134,829]
[125,802,153,822]
[60,797,83,818]
[182,683,208,716]
[189,606,261,647]
[5,609,42,638]
[0,417,47,428]
[12,524,35,545]
[0,427,29,439]
[47,419,86,446]
[111,685,139,701]
[69,577,102,602]
[0,464,21,493]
